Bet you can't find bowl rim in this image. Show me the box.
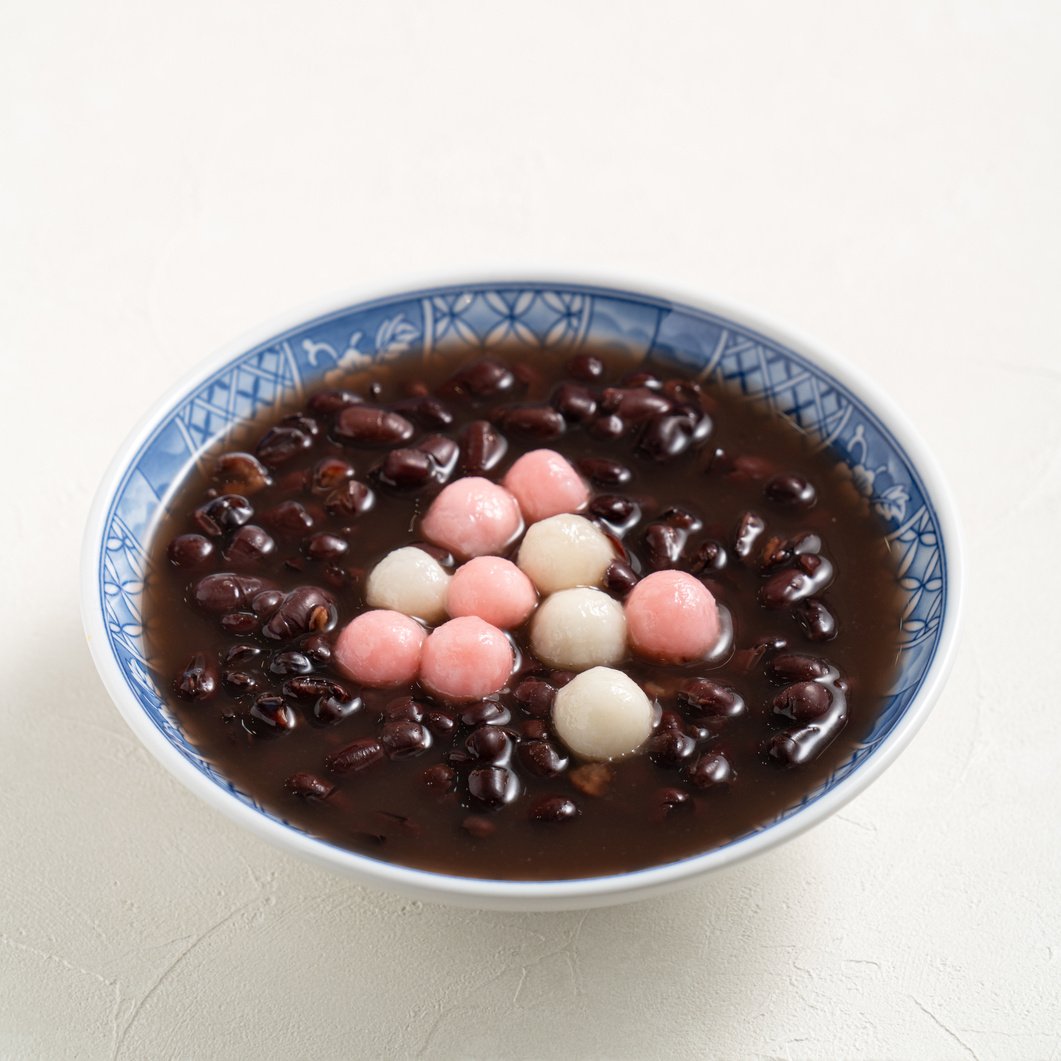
[81,272,963,908]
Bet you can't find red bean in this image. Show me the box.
[577,457,631,486]
[167,534,214,569]
[220,611,259,635]
[529,796,579,823]
[193,573,267,613]
[589,413,625,439]
[313,691,363,724]
[300,634,333,665]
[622,370,663,390]
[567,353,604,381]
[794,598,838,641]
[638,413,702,461]
[646,729,697,768]
[519,740,568,777]
[382,696,425,723]
[326,738,385,774]
[268,651,312,677]
[766,701,847,767]
[261,586,337,640]
[380,721,432,758]
[767,653,830,683]
[256,423,315,467]
[307,389,363,414]
[251,589,283,617]
[262,500,316,537]
[662,378,705,404]
[392,395,455,428]
[445,359,516,399]
[424,709,458,738]
[458,419,508,475]
[308,457,355,493]
[460,701,511,727]
[684,752,734,789]
[283,676,347,701]
[224,525,275,565]
[334,405,415,446]
[604,559,639,598]
[222,643,261,666]
[519,719,551,742]
[500,405,566,439]
[551,383,598,422]
[772,681,833,723]
[660,506,702,531]
[467,766,519,807]
[285,772,335,800]
[174,653,217,700]
[765,473,817,509]
[733,511,766,562]
[422,764,457,792]
[324,480,373,518]
[303,533,348,561]
[378,448,434,489]
[193,495,254,537]
[653,787,692,818]
[588,494,640,531]
[247,694,296,735]
[416,434,459,478]
[758,556,834,608]
[642,523,686,570]
[221,669,261,697]
[689,539,727,572]
[513,679,556,718]
[600,386,672,422]
[465,725,511,763]
[677,679,745,719]
[213,452,271,494]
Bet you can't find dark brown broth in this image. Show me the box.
[144,345,903,880]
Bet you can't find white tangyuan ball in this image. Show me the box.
[516,513,615,594]
[552,666,654,761]
[365,546,451,624]
[530,587,627,670]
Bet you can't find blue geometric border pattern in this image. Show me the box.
[97,283,948,861]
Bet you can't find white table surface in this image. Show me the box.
[3,2,1059,1058]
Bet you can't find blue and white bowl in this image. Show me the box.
[81,278,962,910]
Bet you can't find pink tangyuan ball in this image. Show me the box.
[624,571,721,664]
[419,616,515,701]
[502,449,589,524]
[333,609,426,687]
[447,556,538,629]
[420,477,522,560]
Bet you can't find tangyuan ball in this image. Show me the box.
[419,616,515,701]
[447,556,537,629]
[625,570,721,664]
[530,587,626,671]
[517,513,615,594]
[502,449,589,524]
[365,546,450,624]
[552,666,654,761]
[420,477,522,560]
[334,609,426,687]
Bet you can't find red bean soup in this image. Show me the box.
[145,345,903,880]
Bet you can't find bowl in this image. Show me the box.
[81,277,962,910]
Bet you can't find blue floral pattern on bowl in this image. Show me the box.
[96,283,948,845]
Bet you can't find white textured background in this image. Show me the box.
[2,2,1059,1058]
